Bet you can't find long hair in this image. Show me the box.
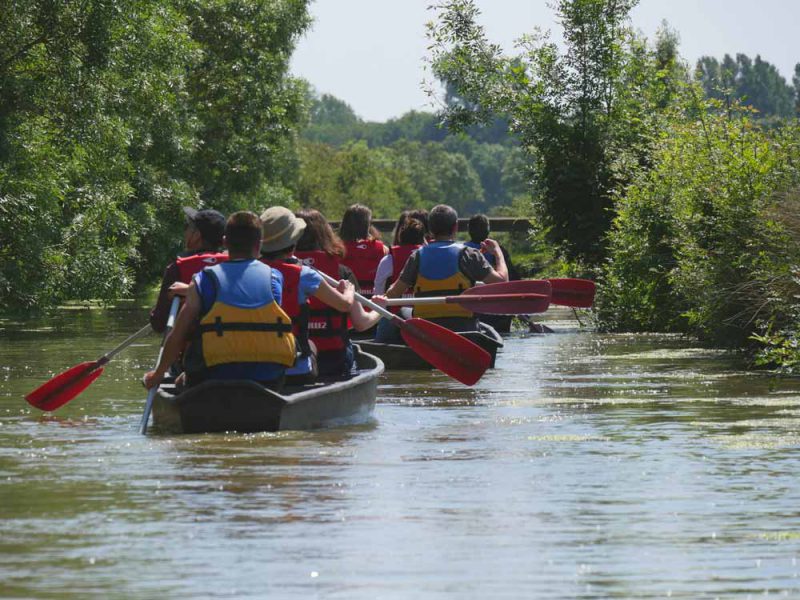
[339,203,376,242]
[391,210,410,246]
[409,209,430,238]
[295,209,346,258]
[398,218,426,246]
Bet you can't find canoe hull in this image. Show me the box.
[152,350,383,434]
[356,328,503,371]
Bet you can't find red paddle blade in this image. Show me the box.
[463,279,553,300]
[25,361,104,411]
[454,293,550,315]
[548,278,596,308]
[399,318,491,386]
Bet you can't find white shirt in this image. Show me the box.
[373,254,394,295]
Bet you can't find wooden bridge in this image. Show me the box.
[329,217,532,234]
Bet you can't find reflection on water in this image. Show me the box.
[2,305,800,598]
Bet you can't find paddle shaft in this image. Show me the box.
[95,322,154,367]
[384,293,547,306]
[139,297,180,435]
[315,270,400,322]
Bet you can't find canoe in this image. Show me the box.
[151,348,384,434]
[476,314,512,334]
[356,327,504,370]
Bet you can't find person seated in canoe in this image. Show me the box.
[372,216,427,343]
[339,203,388,299]
[149,207,226,333]
[383,204,508,332]
[293,208,383,377]
[259,207,380,382]
[465,213,523,333]
[144,211,311,391]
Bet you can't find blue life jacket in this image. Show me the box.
[184,260,295,382]
[414,242,474,319]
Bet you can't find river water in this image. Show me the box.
[2,303,800,599]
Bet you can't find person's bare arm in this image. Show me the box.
[481,238,508,282]
[144,282,201,389]
[313,279,354,312]
[385,279,410,299]
[350,300,383,331]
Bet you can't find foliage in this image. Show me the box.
[0,0,310,311]
[295,138,487,221]
[427,0,687,264]
[596,93,800,348]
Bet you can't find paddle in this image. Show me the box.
[25,322,154,412]
[139,297,180,435]
[315,270,491,386]
[548,278,596,308]
[385,279,552,315]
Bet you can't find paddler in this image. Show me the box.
[149,207,226,333]
[338,203,388,298]
[144,211,322,390]
[383,204,508,332]
[259,207,379,382]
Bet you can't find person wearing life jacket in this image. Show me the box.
[339,203,388,298]
[149,207,226,333]
[144,211,299,390]
[384,204,508,332]
[294,208,383,376]
[373,217,426,343]
[465,213,521,333]
[258,206,365,383]
[465,214,521,280]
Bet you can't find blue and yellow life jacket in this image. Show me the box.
[185,261,296,377]
[413,242,474,319]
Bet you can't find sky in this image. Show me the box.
[290,0,800,122]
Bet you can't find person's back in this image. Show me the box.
[184,257,295,385]
[465,213,520,280]
[144,212,296,392]
[339,203,387,297]
[385,204,508,332]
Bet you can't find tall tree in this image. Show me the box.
[428,0,681,263]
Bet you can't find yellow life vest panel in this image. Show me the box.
[413,242,475,319]
[187,261,296,375]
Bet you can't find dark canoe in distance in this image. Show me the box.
[151,349,384,434]
[356,328,504,371]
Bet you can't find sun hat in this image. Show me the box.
[260,206,307,253]
[183,207,225,248]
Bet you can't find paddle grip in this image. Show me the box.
[139,296,181,435]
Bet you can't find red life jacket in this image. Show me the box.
[390,244,421,285]
[293,250,349,352]
[342,239,385,296]
[262,258,310,356]
[176,252,228,284]
[387,244,421,315]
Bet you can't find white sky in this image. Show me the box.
[291,0,800,122]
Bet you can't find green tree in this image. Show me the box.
[597,92,800,347]
[0,0,312,311]
[427,0,682,263]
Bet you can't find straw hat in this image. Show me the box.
[260,206,306,253]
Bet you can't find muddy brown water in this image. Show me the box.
[2,304,800,598]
